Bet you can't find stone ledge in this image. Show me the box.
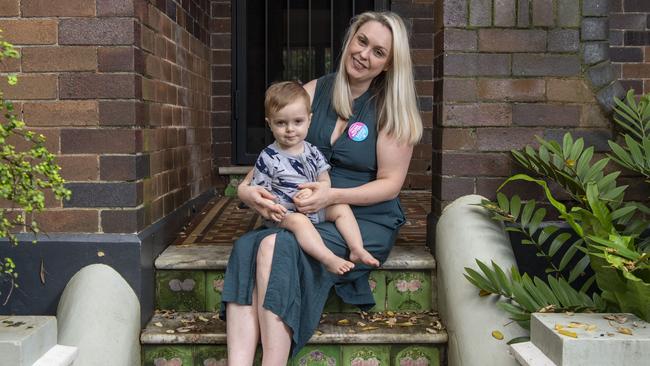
[141,311,447,345]
[155,245,436,270]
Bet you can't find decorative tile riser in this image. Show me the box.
[143,344,442,366]
[156,270,436,312]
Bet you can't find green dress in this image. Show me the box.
[221,73,406,355]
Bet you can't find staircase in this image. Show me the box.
[140,191,447,365]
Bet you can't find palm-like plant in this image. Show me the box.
[465,91,650,332]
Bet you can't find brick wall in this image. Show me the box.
[210,1,231,178]
[394,0,435,189]
[430,0,640,216]
[141,1,212,227]
[610,0,650,94]
[0,0,213,234]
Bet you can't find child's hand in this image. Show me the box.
[294,188,313,200]
[265,200,287,222]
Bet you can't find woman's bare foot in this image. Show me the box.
[323,255,355,275]
[350,248,380,267]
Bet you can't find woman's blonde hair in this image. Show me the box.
[332,11,422,145]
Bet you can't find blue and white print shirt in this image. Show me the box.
[251,141,330,223]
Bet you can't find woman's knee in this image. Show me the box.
[257,234,277,265]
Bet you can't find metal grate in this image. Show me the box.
[233,0,381,164]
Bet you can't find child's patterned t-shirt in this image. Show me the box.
[251,141,330,224]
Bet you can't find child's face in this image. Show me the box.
[266,100,311,151]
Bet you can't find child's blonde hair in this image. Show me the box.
[332,11,422,145]
[264,81,311,118]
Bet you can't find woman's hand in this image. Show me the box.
[238,184,286,221]
[294,181,332,213]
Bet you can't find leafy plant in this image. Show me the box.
[465,91,650,330]
[1,32,71,304]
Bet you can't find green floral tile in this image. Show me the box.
[224,175,243,197]
[341,271,386,312]
[193,345,227,366]
[206,271,225,311]
[292,345,340,365]
[342,345,389,366]
[143,345,193,366]
[323,288,342,312]
[391,345,440,366]
[156,270,206,311]
[386,271,431,311]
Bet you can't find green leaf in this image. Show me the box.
[510,195,522,221]
[497,192,509,211]
[493,261,513,297]
[520,199,536,228]
[568,255,591,284]
[548,232,571,257]
[538,225,559,245]
[528,207,547,235]
[559,244,579,271]
[507,336,531,345]
[533,277,560,305]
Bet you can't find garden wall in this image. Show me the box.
[430,0,649,220]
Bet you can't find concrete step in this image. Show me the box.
[156,245,435,270]
[141,311,447,365]
[154,246,437,313]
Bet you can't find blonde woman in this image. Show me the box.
[222,11,422,365]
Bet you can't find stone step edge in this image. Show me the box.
[141,312,447,345]
[155,245,435,270]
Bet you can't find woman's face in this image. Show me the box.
[344,20,392,85]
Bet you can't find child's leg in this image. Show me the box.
[280,213,355,275]
[325,204,379,267]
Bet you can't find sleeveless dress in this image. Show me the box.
[221,73,406,355]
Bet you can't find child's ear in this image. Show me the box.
[265,117,270,125]
[309,113,313,121]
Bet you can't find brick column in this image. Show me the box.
[610,0,650,94]
[431,0,630,219]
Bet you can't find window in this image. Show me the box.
[232,0,387,164]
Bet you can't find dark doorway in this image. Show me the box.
[232,0,388,164]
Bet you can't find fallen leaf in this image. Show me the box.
[397,321,414,327]
[97,251,105,257]
[337,319,350,325]
[426,328,437,334]
[586,325,597,332]
[386,318,397,327]
[386,311,395,317]
[314,330,323,336]
[555,324,564,331]
[568,322,587,329]
[154,322,163,327]
[492,330,504,340]
[176,327,192,333]
[40,259,46,285]
[356,321,366,327]
[165,329,175,334]
[198,316,209,322]
[617,327,633,335]
[557,329,577,338]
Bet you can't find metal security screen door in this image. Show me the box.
[233,0,387,164]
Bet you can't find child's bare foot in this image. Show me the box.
[350,248,380,267]
[323,256,355,275]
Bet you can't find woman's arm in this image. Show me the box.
[237,170,287,220]
[294,131,413,212]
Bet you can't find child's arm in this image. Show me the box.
[295,171,330,200]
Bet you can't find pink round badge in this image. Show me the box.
[348,122,368,142]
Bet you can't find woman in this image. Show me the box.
[222,11,423,365]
